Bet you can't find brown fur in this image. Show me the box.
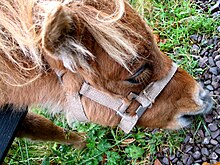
[0,0,211,147]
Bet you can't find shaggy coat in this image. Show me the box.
[0,0,212,147]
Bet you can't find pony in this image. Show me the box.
[0,0,212,148]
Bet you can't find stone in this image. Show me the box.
[185,145,193,153]
[201,148,209,156]
[210,1,220,14]
[204,115,213,123]
[213,36,219,45]
[189,138,194,144]
[210,139,218,145]
[208,123,218,131]
[169,154,175,161]
[198,129,204,138]
[201,48,209,56]
[216,61,220,68]
[217,26,220,33]
[190,34,198,43]
[214,55,220,61]
[206,85,214,91]
[177,162,183,165]
[212,81,219,89]
[202,156,207,162]
[187,155,194,164]
[209,152,218,160]
[211,130,220,139]
[208,57,215,67]
[172,158,178,164]
[198,35,203,43]
[162,157,169,165]
[209,67,218,75]
[208,39,214,46]
[192,151,201,160]
[191,44,200,54]
[182,154,189,164]
[195,160,202,163]
[215,148,220,154]
[183,135,191,143]
[213,51,219,57]
[204,80,211,85]
[210,160,218,164]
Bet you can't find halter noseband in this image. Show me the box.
[68,62,178,133]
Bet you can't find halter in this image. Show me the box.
[68,62,178,133]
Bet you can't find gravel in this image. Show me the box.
[155,0,220,164]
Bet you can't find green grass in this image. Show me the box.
[5,0,220,164]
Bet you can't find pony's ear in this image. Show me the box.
[42,3,74,53]
[41,3,94,73]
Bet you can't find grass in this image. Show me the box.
[4,0,220,164]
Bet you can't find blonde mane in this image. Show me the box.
[0,0,138,86]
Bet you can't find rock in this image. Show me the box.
[215,148,220,154]
[200,48,209,56]
[206,84,214,91]
[210,160,218,164]
[182,154,189,164]
[216,61,220,68]
[209,67,218,75]
[213,51,219,57]
[217,26,220,33]
[210,139,218,145]
[212,81,219,89]
[190,34,198,43]
[208,57,215,67]
[213,36,219,45]
[183,135,191,143]
[169,154,175,161]
[202,136,211,144]
[202,156,207,162]
[162,157,169,165]
[172,158,178,164]
[201,148,209,156]
[211,130,220,139]
[210,1,220,14]
[195,159,203,163]
[209,152,218,160]
[189,138,194,144]
[185,145,193,153]
[198,35,203,43]
[191,44,200,54]
[214,55,220,61]
[208,123,218,131]
[198,129,204,138]
[204,80,211,85]
[201,37,208,46]
[204,115,213,123]
[192,151,201,160]
[177,162,183,165]
[187,155,194,164]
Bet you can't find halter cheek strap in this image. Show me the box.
[69,62,178,133]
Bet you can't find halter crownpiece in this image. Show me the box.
[70,62,178,133]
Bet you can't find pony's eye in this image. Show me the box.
[126,64,148,84]
[126,77,139,84]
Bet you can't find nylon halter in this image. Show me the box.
[71,62,178,133]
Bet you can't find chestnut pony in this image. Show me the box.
[0,0,212,148]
